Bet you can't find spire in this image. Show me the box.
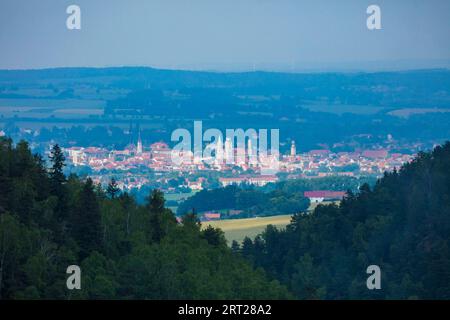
[225,137,233,164]
[215,135,224,163]
[136,127,143,155]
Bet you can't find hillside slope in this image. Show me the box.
[0,137,290,299]
[241,142,450,299]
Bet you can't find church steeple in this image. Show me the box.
[215,135,224,163]
[290,140,296,157]
[136,128,143,155]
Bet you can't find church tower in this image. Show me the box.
[136,130,143,155]
[215,135,224,163]
[290,140,296,157]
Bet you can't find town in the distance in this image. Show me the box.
[1,67,448,224]
[43,128,427,220]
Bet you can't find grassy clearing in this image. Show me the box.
[306,200,340,212]
[303,103,385,115]
[202,201,341,244]
[202,214,292,245]
[165,192,197,213]
[388,108,450,118]
[165,192,196,202]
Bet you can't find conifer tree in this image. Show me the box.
[48,144,69,227]
[231,240,241,254]
[201,225,226,247]
[72,178,103,259]
[181,209,201,232]
[146,189,177,243]
[49,144,66,185]
[106,177,120,199]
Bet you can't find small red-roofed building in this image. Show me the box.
[203,212,221,220]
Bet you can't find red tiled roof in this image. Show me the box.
[151,142,169,150]
[309,149,331,156]
[362,150,388,158]
[204,213,221,219]
[249,175,278,181]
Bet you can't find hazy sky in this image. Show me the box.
[0,0,449,71]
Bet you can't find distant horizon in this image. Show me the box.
[1,1,449,71]
[1,59,450,74]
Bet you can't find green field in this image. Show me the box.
[202,214,293,245]
[306,200,339,212]
[165,192,197,212]
[302,103,386,115]
[202,201,340,245]
[388,107,450,118]
[165,192,196,202]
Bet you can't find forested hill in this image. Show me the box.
[2,137,449,300]
[177,176,376,217]
[0,137,291,299]
[240,142,450,299]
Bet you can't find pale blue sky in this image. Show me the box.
[0,0,449,71]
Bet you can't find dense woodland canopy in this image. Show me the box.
[238,142,450,299]
[177,184,310,218]
[1,136,449,299]
[0,137,290,299]
[177,176,376,217]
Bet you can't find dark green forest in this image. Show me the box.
[238,142,450,299]
[0,137,290,299]
[1,136,449,299]
[177,176,376,217]
[177,185,310,218]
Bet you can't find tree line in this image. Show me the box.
[177,184,310,218]
[177,175,376,218]
[236,142,450,299]
[0,137,290,299]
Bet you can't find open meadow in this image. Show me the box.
[202,214,293,245]
[202,201,339,244]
